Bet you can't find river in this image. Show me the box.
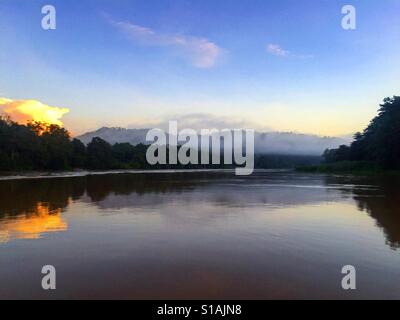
[0,170,399,299]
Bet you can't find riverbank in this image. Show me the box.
[0,168,240,181]
[297,161,400,176]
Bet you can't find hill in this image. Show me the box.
[77,127,350,156]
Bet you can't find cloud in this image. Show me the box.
[266,43,313,59]
[0,97,69,126]
[267,44,290,57]
[107,17,224,68]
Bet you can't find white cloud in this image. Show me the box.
[266,43,313,59]
[267,44,290,57]
[108,17,224,68]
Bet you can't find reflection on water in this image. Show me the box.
[324,175,400,249]
[0,170,399,299]
[0,202,67,243]
[1,171,399,248]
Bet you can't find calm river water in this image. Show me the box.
[0,170,399,299]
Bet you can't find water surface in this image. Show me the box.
[0,170,399,299]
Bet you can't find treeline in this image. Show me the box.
[322,96,400,170]
[0,117,149,171]
[0,117,218,171]
[255,154,321,168]
[0,116,322,171]
[0,118,239,171]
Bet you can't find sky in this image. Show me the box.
[0,0,399,136]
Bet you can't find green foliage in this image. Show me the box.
[298,161,381,174]
[41,125,73,169]
[255,154,321,168]
[0,117,70,170]
[322,145,351,163]
[86,137,116,169]
[2,96,398,172]
[71,138,87,168]
[358,96,400,168]
[321,96,400,170]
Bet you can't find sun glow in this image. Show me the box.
[0,97,69,126]
[0,203,68,243]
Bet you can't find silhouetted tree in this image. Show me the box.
[86,137,116,169]
[40,124,72,169]
[71,138,87,168]
[321,96,400,170]
[357,96,400,168]
[323,145,350,163]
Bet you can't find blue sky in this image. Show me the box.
[0,0,399,135]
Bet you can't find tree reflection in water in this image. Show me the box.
[0,171,399,248]
[325,175,400,249]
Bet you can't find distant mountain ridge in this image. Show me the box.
[76,127,351,156]
[77,127,149,146]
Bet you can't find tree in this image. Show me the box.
[323,145,350,163]
[321,96,400,170]
[350,96,400,168]
[40,124,72,170]
[112,143,136,165]
[71,138,87,168]
[0,117,43,170]
[87,137,116,169]
[349,132,365,161]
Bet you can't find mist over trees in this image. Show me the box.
[0,116,321,171]
[322,96,400,170]
[1,96,397,172]
[0,117,229,170]
[77,127,349,156]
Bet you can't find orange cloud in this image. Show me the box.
[0,97,69,126]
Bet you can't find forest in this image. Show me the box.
[3,95,396,172]
[0,116,320,171]
[307,96,400,172]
